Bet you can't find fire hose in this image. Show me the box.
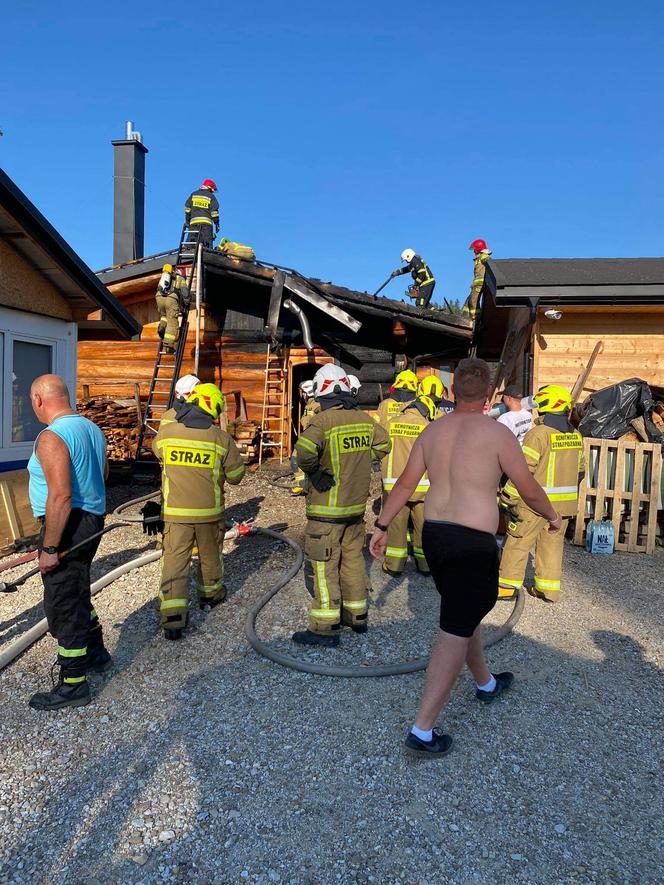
[0,491,525,677]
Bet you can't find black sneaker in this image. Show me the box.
[475,672,514,703]
[292,630,340,648]
[29,680,91,711]
[404,728,453,758]
[87,647,113,673]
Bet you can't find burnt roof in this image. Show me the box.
[98,248,472,339]
[485,258,664,305]
[0,168,140,338]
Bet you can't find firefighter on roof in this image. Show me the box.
[184,179,220,249]
[152,383,245,639]
[292,364,391,647]
[498,384,585,603]
[463,238,492,322]
[391,249,436,308]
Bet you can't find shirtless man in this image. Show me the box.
[369,358,561,758]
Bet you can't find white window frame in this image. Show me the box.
[0,307,77,467]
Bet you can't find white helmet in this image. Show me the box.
[175,373,201,399]
[300,379,314,397]
[347,374,361,396]
[312,364,351,398]
[401,248,416,263]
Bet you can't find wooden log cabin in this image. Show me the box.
[474,258,664,397]
[84,250,472,459]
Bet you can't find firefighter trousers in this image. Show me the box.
[189,221,215,248]
[303,519,369,634]
[498,506,569,602]
[384,500,429,574]
[155,294,181,346]
[40,509,105,684]
[159,522,225,630]
[413,281,435,308]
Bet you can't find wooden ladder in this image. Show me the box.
[259,344,288,464]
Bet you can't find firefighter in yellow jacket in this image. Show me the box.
[155,264,190,353]
[463,239,492,322]
[374,369,418,427]
[293,364,391,647]
[499,384,584,603]
[152,383,245,639]
[381,395,436,576]
[291,380,320,495]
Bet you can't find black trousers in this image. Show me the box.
[415,281,435,308]
[40,509,105,678]
[189,223,215,248]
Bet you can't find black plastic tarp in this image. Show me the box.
[577,378,664,442]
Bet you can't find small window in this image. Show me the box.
[12,340,53,443]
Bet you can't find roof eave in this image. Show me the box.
[0,168,140,338]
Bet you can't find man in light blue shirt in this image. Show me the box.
[27,375,110,711]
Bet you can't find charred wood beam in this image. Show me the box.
[284,277,362,333]
[266,270,285,345]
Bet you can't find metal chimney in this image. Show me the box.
[111,121,148,266]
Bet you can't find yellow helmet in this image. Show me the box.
[534,384,572,414]
[418,375,444,399]
[187,383,225,418]
[162,263,173,273]
[417,395,438,421]
[394,369,418,392]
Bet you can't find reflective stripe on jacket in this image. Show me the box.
[295,405,391,523]
[373,392,416,428]
[381,403,430,501]
[153,419,245,523]
[503,423,585,517]
[406,255,435,289]
[184,188,220,228]
[470,251,490,294]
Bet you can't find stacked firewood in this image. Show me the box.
[228,419,260,463]
[78,397,139,461]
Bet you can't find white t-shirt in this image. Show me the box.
[497,409,533,445]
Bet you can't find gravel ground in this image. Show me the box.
[0,469,662,884]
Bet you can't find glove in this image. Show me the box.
[141,501,164,536]
[308,469,336,492]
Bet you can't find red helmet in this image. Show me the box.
[470,238,487,253]
[202,179,218,191]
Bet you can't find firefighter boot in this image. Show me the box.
[292,629,340,648]
[29,663,91,711]
[87,614,113,672]
[164,613,190,641]
[87,646,113,673]
[199,584,226,610]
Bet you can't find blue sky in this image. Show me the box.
[2,0,663,305]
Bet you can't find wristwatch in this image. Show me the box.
[374,521,389,532]
[42,545,59,555]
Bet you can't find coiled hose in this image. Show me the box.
[0,490,525,677]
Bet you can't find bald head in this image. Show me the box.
[30,374,73,425]
[31,374,71,401]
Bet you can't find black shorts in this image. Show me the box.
[422,520,499,637]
